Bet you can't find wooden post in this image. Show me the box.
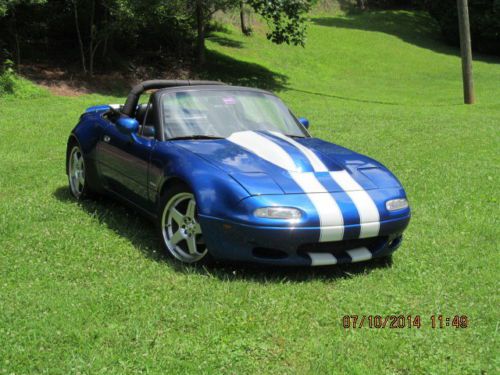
[457,0,475,104]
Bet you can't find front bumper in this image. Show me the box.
[199,214,410,266]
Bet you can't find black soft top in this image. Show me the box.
[121,80,226,117]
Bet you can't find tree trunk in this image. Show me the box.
[102,8,109,59]
[14,31,20,73]
[102,34,108,59]
[73,0,87,74]
[90,39,101,78]
[196,0,206,65]
[356,0,366,10]
[9,9,21,72]
[89,0,96,76]
[240,0,250,35]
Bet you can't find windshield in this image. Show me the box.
[161,89,307,139]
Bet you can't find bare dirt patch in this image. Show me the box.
[20,65,130,96]
[20,62,195,97]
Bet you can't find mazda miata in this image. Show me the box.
[66,80,411,266]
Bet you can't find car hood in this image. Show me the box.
[174,131,402,195]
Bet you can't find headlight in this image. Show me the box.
[386,198,409,211]
[254,207,302,220]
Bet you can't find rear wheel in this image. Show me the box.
[158,185,211,264]
[67,144,90,200]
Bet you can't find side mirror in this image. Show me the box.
[298,117,310,129]
[116,117,139,137]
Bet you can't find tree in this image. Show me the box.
[247,0,313,46]
[195,0,206,65]
[0,0,17,16]
[188,0,235,64]
[71,0,105,75]
[0,0,46,71]
[0,0,316,75]
[71,0,128,75]
[190,0,313,64]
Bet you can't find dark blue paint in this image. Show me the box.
[116,117,139,139]
[298,117,310,128]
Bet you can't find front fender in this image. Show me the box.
[151,142,250,218]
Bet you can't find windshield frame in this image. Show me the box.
[155,86,310,141]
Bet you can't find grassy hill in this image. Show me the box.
[1,10,499,374]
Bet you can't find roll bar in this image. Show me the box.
[121,80,226,117]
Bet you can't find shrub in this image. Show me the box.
[0,59,15,95]
[0,59,48,99]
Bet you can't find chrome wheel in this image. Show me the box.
[68,146,85,198]
[161,192,207,263]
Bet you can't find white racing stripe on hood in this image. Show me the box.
[227,131,299,171]
[271,131,380,238]
[271,131,328,172]
[227,131,344,242]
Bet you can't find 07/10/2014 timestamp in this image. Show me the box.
[342,315,469,329]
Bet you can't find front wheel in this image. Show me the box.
[158,185,211,264]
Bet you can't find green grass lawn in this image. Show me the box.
[1,10,499,374]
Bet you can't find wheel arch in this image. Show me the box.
[158,176,192,203]
[66,133,103,193]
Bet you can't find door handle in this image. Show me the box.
[103,135,111,143]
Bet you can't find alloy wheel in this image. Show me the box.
[161,192,208,263]
[69,146,85,198]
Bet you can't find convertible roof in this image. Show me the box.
[121,80,226,117]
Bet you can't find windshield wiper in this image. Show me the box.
[168,135,224,141]
[284,134,306,138]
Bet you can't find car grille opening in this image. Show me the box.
[387,235,402,249]
[253,247,289,260]
[297,237,388,257]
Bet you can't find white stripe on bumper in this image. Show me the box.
[346,247,373,262]
[308,252,338,266]
[308,247,373,266]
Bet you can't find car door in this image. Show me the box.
[97,101,156,209]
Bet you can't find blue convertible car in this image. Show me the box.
[66,80,410,266]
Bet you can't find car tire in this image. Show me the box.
[67,142,93,200]
[158,184,213,265]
